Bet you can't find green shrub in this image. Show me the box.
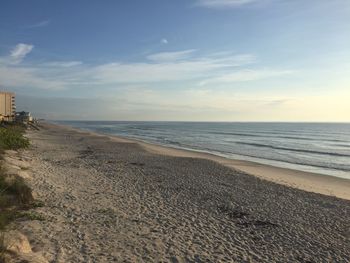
[0,127,29,150]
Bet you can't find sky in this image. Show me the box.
[0,0,349,121]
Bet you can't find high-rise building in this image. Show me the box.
[0,91,16,122]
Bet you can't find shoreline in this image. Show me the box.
[19,121,350,262]
[51,121,350,200]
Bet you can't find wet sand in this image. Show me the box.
[62,122,350,200]
[108,133,350,201]
[18,122,350,262]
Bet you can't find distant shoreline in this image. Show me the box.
[51,121,350,200]
[51,120,350,123]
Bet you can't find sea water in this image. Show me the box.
[57,121,350,179]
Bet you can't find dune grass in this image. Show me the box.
[0,123,33,209]
[0,124,30,151]
[0,123,33,261]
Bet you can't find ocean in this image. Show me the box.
[56,121,350,179]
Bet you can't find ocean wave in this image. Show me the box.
[209,131,264,137]
[236,142,350,157]
[158,142,350,172]
[209,131,346,143]
[59,121,350,177]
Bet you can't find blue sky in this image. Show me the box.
[0,0,349,121]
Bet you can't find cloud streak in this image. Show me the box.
[43,61,83,68]
[23,20,50,29]
[147,49,197,62]
[94,53,256,83]
[0,44,289,92]
[10,43,34,64]
[0,66,67,90]
[199,69,293,85]
[195,0,257,8]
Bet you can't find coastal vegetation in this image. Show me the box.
[0,123,30,151]
[0,123,32,262]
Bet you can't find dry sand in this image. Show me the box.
[18,122,350,262]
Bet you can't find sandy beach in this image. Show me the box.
[105,130,350,201]
[17,122,350,262]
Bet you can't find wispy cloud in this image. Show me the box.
[160,38,168,44]
[0,44,75,90]
[147,49,197,62]
[0,44,287,92]
[93,52,256,83]
[23,20,50,29]
[199,69,293,85]
[0,66,66,90]
[10,43,34,64]
[195,0,257,8]
[43,61,83,67]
